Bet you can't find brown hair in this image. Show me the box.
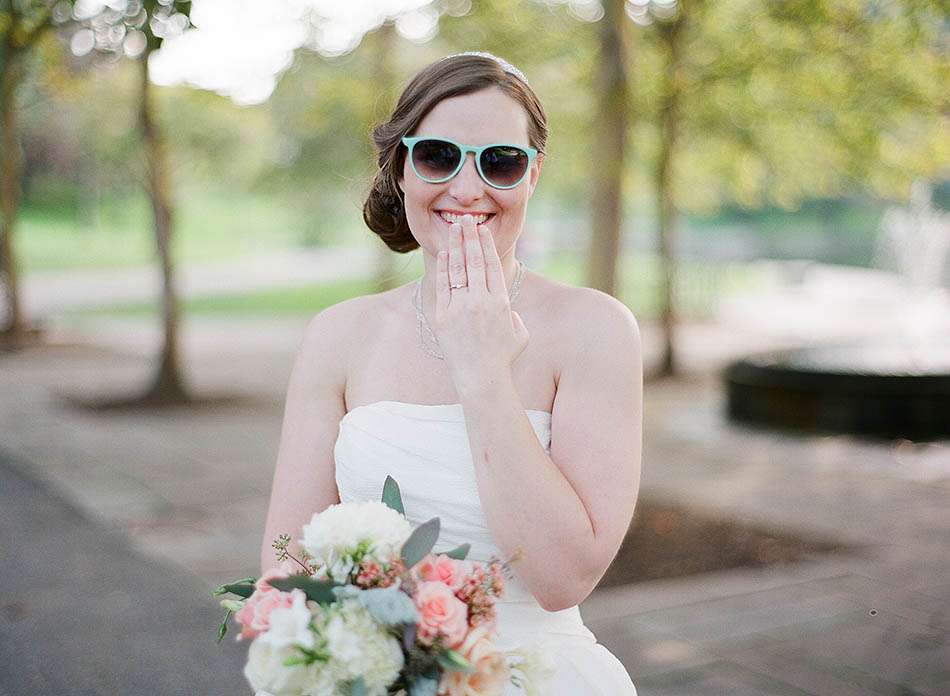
[363,53,548,253]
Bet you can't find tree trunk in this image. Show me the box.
[656,10,686,377]
[0,39,26,343]
[0,8,53,347]
[139,50,188,402]
[372,21,399,293]
[586,0,629,297]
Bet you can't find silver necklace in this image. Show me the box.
[412,259,526,360]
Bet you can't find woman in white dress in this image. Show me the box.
[262,52,642,694]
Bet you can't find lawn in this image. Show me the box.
[61,250,771,322]
[17,187,328,271]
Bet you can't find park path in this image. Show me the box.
[21,243,382,315]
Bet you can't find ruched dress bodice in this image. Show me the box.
[334,400,637,695]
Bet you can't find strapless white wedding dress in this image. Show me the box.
[334,400,638,695]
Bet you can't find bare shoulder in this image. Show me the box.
[532,277,641,357]
[298,293,381,386]
[571,286,640,342]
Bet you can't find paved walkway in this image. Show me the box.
[0,448,248,695]
[2,252,948,695]
[21,244,383,315]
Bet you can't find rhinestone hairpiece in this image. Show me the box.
[441,51,529,85]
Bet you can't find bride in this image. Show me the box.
[261,52,642,694]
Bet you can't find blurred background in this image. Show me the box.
[1,1,947,694]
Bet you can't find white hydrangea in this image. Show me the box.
[244,639,314,696]
[301,501,412,583]
[245,594,403,696]
[320,598,404,696]
[260,591,315,651]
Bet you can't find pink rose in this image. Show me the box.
[437,623,510,696]
[416,554,473,593]
[414,581,470,648]
[233,568,295,641]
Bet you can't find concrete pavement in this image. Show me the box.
[2,250,948,694]
[0,448,248,696]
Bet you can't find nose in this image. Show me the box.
[446,152,485,204]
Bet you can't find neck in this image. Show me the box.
[418,249,522,319]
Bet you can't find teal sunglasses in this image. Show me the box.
[402,136,538,190]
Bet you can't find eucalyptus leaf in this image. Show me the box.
[358,586,418,625]
[401,517,440,570]
[443,543,470,560]
[407,675,438,696]
[269,576,339,605]
[349,677,368,696]
[381,475,405,515]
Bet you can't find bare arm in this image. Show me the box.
[259,302,354,574]
[458,289,643,611]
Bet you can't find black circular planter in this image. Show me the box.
[724,341,950,441]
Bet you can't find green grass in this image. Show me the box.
[17,187,324,271]
[68,277,375,317]
[63,251,770,322]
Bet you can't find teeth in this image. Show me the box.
[438,211,491,225]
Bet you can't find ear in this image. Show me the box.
[527,153,544,199]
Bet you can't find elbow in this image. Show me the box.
[536,568,601,613]
[538,593,579,613]
[537,583,592,612]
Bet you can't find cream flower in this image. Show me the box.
[437,623,510,696]
[259,590,315,652]
[323,598,404,695]
[301,502,412,583]
[244,639,314,696]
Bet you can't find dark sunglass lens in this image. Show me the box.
[412,139,461,180]
[481,146,529,187]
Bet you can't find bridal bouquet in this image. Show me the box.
[214,476,554,696]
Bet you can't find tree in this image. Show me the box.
[67,0,194,404]
[630,0,947,376]
[651,0,690,377]
[369,20,400,294]
[0,0,55,346]
[586,0,630,297]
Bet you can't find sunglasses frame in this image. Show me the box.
[401,136,538,190]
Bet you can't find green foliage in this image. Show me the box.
[381,475,406,515]
[401,517,441,570]
[213,580,256,599]
[436,648,473,674]
[444,543,470,560]
[357,586,419,626]
[269,576,340,605]
[216,608,232,642]
[15,0,946,279]
[632,0,948,211]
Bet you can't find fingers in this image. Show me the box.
[436,246,450,315]
[447,222,466,292]
[461,215,487,293]
[477,224,504,295]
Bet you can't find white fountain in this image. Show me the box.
[722,180,950,440]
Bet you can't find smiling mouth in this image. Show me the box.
[436,211,496,226]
